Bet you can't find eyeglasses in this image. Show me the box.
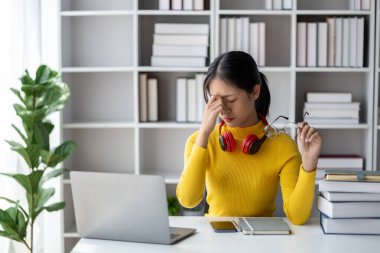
[264,112,309,139]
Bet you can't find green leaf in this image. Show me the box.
[11,124,28,145]
[35,65,51,84]
[35,188,55,211]
[6,140,32,168]
[40,168,66,185]
[10,88,24,104]
[33,121,53,150]
[21,84,46,96]
[45,202,65,212]
[0,210,21,242]
[47,141,76,167]
[0,198,28,217]
[20,70,34,85]
[1,171,44,194]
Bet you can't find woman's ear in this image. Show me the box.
[252,84,261,100]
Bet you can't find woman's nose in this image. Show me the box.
[221,102,230,116]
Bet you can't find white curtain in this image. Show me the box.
[0,0,44,252]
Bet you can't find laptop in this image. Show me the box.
[70,171,196,244]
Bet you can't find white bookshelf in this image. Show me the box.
[375,0,380,170]
[59,0,377,252]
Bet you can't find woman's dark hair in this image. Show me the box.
[203,51,271,116]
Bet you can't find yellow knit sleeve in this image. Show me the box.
[277,134,317,225]
[176,131,210,208]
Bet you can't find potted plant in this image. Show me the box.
[0,65,76,253]
[167,196,181,216]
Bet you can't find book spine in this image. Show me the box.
[187,79,197,122]
[183,0,193,10]
[307,23,317,67]
[147,78,158,122]
[159,0,170,10]
[327,18,335,67]
[196,74,205,122]
[318,22,328,67]
[154,23,209,34]
[176,78,187,122]
[220,18,228,53]
[249,23,259,62]
[335,18,343,67]
[193,0,204,10]
[139,74,148,122]
[171,0,182,10]
[258,22,266,66]
[297,22,307,67]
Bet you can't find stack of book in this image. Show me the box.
[139,74,158,122]
[264,0,292,10]
[317,170,380,234]
[219,17,266,66]
[297,17,364,67]
[159,0,205,11]
[316,154,364,180]
[151,23,209,67]
[304,92,360,125]
[176,74,206,123]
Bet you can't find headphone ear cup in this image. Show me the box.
[219,134,227,151]
[248,135,267,155]
[222,131,236,152]
[242,134,258,154]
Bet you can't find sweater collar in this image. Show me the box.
[222,120,267,140]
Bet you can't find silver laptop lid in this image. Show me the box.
[70,171,171,244]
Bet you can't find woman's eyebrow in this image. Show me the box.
[209,93,240,98]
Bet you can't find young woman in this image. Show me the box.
[176,51,322,225]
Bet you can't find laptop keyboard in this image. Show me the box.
[170,233,181,239]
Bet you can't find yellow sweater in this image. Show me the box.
[176,120,316,225]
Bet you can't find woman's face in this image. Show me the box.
[209,78,260,127]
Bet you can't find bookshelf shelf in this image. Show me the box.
[58,0,378,252]
[60,10,134,16]
[137,10,211,16]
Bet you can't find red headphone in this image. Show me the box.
[218,113,268,155]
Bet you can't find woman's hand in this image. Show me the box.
[296,122,322,172]
[196,95,224,148]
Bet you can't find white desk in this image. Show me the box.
[71,217,380,253]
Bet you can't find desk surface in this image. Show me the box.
[71,217,380,253]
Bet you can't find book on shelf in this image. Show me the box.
[320,214,380,235]
[304,102,360,110]
[242,17,250,53]
[320,191,380,202]
[307,23,317,67]
[317,195,380,218]
[283,0,292,10]
[159,0,170,10]
[325,170,380,182]
[139,74,148,122]
[183,0,193,10]
[356,17,364,67]
[227,18,235,51]
[306,117,359,125]
[258,23,266,67]
[264,0,272,10]
[342,18,350,67]
[193,0,204,10]
[176,78,187,122]
[171,0,182,10]
[273,0,282,10]
[154,23,209,34]
[361,0,371,10]
[318,155,363,169]
[297,22,307,67]
[349,0,361,10]
[153,34,209,46]
[349,17,357,67]
[220,18,227,53]
[306,92,352,103]
[327,18,335,67]
[318,22,328,67]
[147,78,158,122]
[153,44,208,57]
[235,18,243,52]
[305,108,359,118]
[187,78,197,122]
[151,56,206,67]
[196,74,206,122]
[249,22,259,62]
[334,17,343,67]
[318,180,380,193]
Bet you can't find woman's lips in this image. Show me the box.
[223,117,235,123]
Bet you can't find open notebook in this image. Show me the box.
[238,217,291,235]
